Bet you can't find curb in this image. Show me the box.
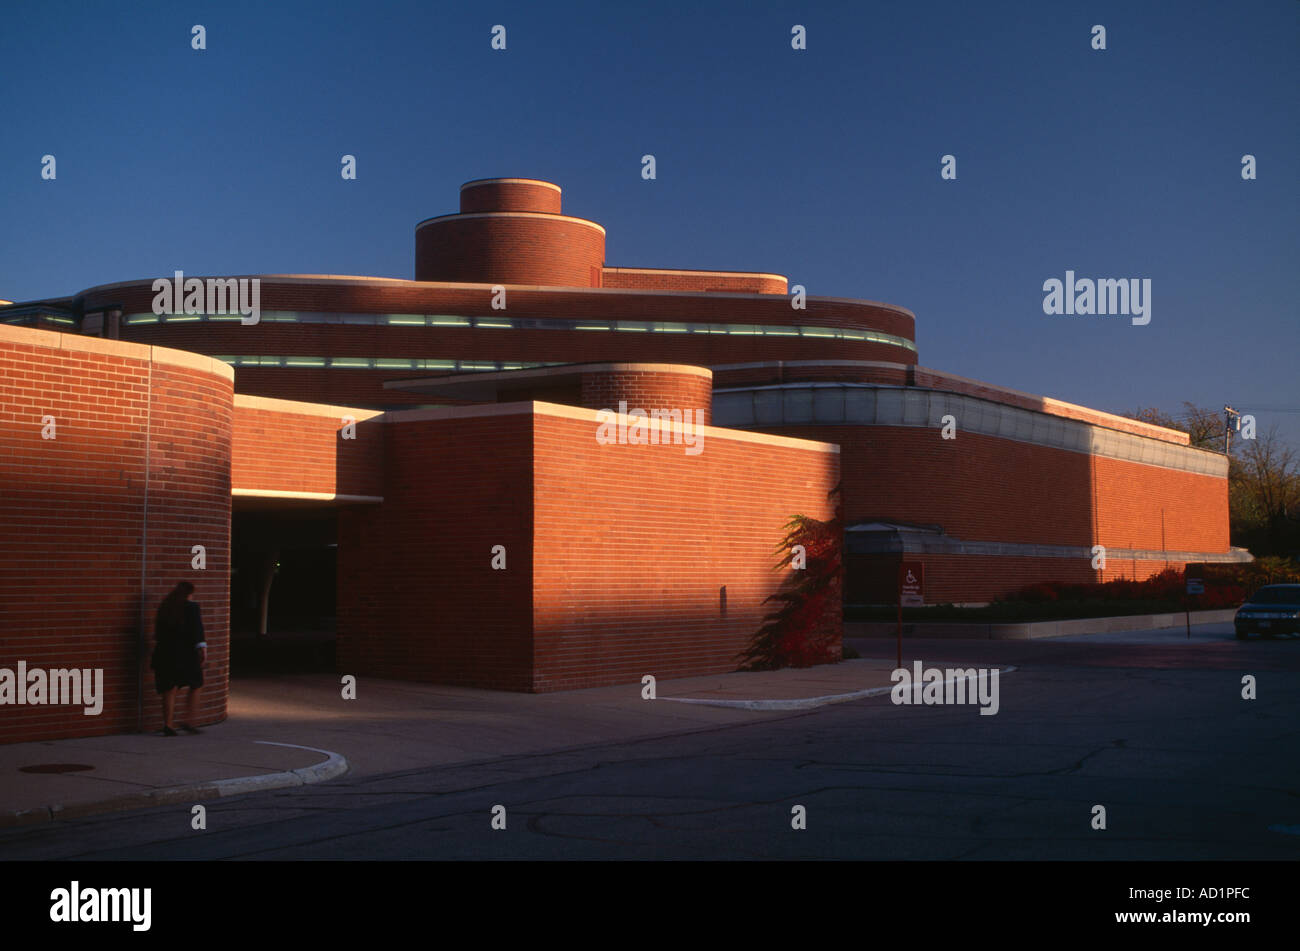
[660,665,1017,710]
[0,741,349,829]
[846,609,1235,640]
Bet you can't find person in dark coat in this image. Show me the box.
[151,581,207,736]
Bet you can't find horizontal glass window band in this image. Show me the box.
[121,311,916,351]
[213,355,568,372]
[1,314,76,325]
[712,384,1228,477]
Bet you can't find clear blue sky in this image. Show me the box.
[2,0,1296,444]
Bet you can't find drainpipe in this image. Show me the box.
[136,363,153,733]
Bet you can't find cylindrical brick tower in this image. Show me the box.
[579,365,713,426]
[415,178,606,286]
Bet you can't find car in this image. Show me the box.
[1234,584,1300,639]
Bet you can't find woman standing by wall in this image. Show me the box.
[151,581,207,736]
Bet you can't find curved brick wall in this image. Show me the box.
[459,178,563,214]
[0,325,233,743]
[579,366,713,426]
[81,279,916,343]
[79,278,917,409]
[415,214,606,286]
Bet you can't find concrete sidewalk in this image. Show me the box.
[0,658,909,827]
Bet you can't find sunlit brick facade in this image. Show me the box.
[0,177,1244,741]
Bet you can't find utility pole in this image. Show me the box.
[1223,405,1240,455]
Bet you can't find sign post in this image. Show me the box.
[897,561,924,669]
[1184,563,1204,639]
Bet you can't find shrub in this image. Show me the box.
[739,488,843,671]
[1004,567,1244,607]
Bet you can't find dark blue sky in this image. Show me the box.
[3,0,1296,444]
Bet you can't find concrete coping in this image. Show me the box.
[234,392,384,420]
[383,399,841,454]
[460,178,562,192]
[0,322,234,382]
[602,266,788,283]
[414,211,607,235]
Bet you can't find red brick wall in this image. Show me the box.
[775,422,1229,603]
[1093,454,1228,554]
[531,407,840,691]
[781,426,1096,546]
[601,268,787,295]
[415,215,606,286]
[0,326,232,744]
[336,409,535,690]
[232,397,383,499]
[580,369,713,425]
[335,404,839,692]
[460,180,562,214]
[765,425,1225,555]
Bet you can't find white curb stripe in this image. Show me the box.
[0,741,350,826]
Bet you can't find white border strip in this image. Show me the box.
[460,178,562,192]
[232,489,384,503]
[415,212,606,235]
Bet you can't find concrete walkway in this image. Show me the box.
[0,659,911,826]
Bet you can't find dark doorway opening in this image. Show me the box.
[230,507,338,676]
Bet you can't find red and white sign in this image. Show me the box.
[899,561,924,607]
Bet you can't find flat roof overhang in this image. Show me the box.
[383,361,711,401]
[232,489,384,511]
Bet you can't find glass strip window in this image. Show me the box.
[122,311,916,351]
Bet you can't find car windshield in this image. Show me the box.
[1248,586,1300,605]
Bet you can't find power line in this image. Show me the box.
[1128,407,1300,421]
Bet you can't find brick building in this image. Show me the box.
[0,177,1246,742]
